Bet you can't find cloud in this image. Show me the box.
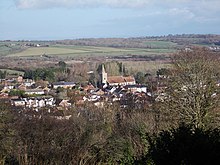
[168,8,195,19]
[14,0,220,21]
[15,0,151,9]
[14,0,220,25]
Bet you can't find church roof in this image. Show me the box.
[124,76,136,82]
[107,76,135,84]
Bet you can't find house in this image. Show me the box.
[82,84,96,93]
[4,75,23,83]
[17,84,27,91]
[125,85,147,93]
[11,96,55,108]
[17,76,23,83]
[53,81,75,89]
[83,94,100,102]
[23,79,35,87]
[0,92,8,99]
[25,89,45,95]
[92,88,105,95]
[11,99,26,107]
[58,99,71,109]
[5,75,18,82]
[2,85,14,91]
[101,65,136,86]
[112,87,126,97]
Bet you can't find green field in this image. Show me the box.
[1,35,216,58]
[122,61,171,74]
[7,45,175,58]
[143,40,178,48]
[0,69,24,76]
[0,42,22,56]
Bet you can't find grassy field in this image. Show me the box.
[7,45,175,58]
[0,42,22,56]
[0,69,24,76]
[143,40,178,48]
[122,61,171,75]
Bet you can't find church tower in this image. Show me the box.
[101,64,107,85]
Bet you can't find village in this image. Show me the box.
[1,0,220,162]
[0,64,167,119]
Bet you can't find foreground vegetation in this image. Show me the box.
[1,105,220,165]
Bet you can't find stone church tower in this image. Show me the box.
[101,64,107,85]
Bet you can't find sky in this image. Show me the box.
[1,0,220,40]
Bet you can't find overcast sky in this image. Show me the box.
[1,0,220,40]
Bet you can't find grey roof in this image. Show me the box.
[125,85,147,88]
[53,81,75,86]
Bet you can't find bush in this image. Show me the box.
[144,124,220,165]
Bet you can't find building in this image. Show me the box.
[52,81,75,89]
[23,79,35,87]
[107,76,136,86]
[101,65,136,86]
[25,89,45,95]
[101,65,108,84]
[11,99,26,107]
[11,96,55,108]
[17,76,23,83]
[125,84,147,93]
[58,99,72,110]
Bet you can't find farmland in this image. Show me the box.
[0,69,24,76]
[6,44,175,58]
[122,61,171,74]
[0,34,219,74]
[2,34,219,59]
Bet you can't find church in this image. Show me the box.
[101,65,136,87]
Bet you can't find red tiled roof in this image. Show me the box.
[83,84,95,91]
[124,76,135,82]
[107,76,135,84]
[107,76,125,84]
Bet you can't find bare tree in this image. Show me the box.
[161,47,220,128]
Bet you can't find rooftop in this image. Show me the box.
[107,76,135,84]
[53,81,75,86]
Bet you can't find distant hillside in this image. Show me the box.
[1,34,220,57]
[0,41,53,56]
[55,34,220,48]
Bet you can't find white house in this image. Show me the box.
[11,99,26,107]
[53,81,76,89]
[11,96,55,108]
[23,79,35,87]
[25,89,45,95]
[125,85,147,93]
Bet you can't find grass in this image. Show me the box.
[143,40,178,48]
[122,61,171,75]
[7,47,86,57]
[0,43,22,56]
[0,69,24,76]
[7,45,175,58]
